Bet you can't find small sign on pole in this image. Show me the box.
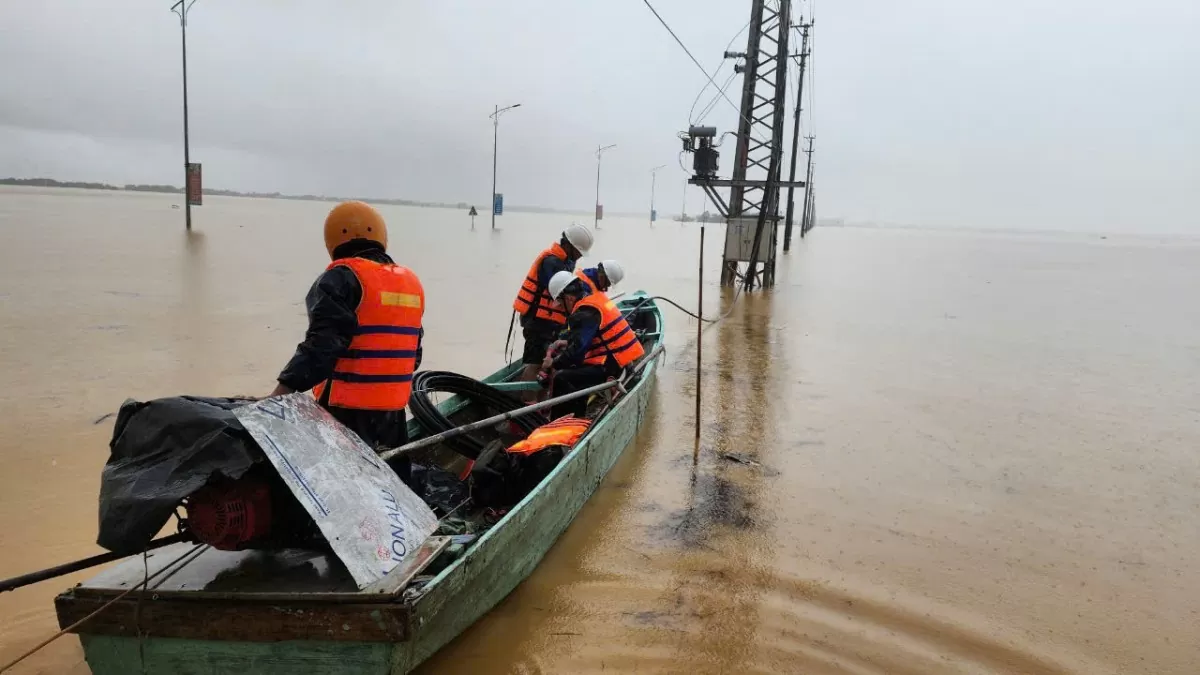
[651,208,657,223]
[596,204,604,221]
[186,162,202,206]
[493,193,504,216]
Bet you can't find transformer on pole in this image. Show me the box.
[680,0,800,291]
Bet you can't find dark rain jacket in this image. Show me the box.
[550,297,603,370]
[277,241,422,453]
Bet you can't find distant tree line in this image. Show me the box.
[0,177,122,190]
[124,183,182,193]
[1,176,661,218]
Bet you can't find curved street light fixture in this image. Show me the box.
[489,103,522,229]
[594,144,617,229]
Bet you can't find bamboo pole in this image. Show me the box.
[380,343,664,461]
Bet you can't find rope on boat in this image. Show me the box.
[0,544,208,674]
[502,310,517,365]
[0,532,191,594]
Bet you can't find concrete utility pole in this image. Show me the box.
[800,136,815,237]
[649,164,667,227]
[594,144,616,229]
[783,20,811,252]
[489,103,521,230]
[171,0,197,230]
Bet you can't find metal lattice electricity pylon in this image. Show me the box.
[682,0,802,291]
[722,0,791,289]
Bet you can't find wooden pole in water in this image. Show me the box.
[694,222,705,453]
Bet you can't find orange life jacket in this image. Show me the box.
[575,294,646,368]
[506,415,591,456]
[311,257,424,411]
[513,243,571,324]
[575,269,599,294]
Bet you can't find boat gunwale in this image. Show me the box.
[407,293,663,606]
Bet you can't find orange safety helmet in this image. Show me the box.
[323,201,388,258]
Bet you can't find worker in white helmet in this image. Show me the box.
[511,224,594,399]
[574,259,624,296]
[539,270,645,419]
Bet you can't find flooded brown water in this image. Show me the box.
[1,186,1198,674]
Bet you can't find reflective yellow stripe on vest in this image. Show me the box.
[311,258,424,411]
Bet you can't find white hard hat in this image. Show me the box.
[562,223,594,254]
[548,270,579,301]
[599,259,624,287]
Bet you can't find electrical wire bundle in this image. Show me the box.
[408,371,547,459]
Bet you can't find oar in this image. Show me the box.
[0,532,191,594]
[380,343,664,462]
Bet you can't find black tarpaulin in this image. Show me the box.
[97,396,264,554]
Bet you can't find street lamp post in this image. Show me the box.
[594,144,616,229]
[171,0,197,230]
[489,103,521,230]
[649,164,667,227]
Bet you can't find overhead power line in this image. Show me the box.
[639,0,752,128]
[696,71,738,124]
[687,19,751,125]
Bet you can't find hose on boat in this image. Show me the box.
[622,294,718,323]
[408,371,547,460]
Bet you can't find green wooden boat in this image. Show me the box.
[54,292,664,675]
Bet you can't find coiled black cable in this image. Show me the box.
[409,371,547,459]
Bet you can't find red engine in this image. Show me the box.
[185,478,274,550]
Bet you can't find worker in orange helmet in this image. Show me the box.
[269,201,424,480]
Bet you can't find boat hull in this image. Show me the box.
[395,356,656,671]
[78,636,392,675]
[63,293,663,675]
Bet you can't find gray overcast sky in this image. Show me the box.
[1,0,1197,233]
